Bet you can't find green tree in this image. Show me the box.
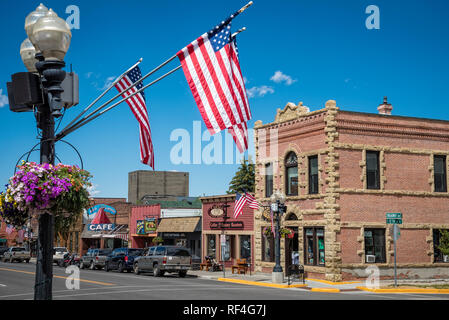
[227,158,255,194]
[438,230,449,257]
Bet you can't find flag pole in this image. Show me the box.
[57,27,249,141]
[59,58,143,134]
[56,65,183,141]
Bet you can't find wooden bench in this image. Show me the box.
[232,258,249,274]
[200,261,212,271]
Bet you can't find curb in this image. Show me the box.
[306,278,361,286]
[356,286,449,294]
[310,288,340,293]
[217,277,307,289]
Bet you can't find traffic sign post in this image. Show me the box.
[386,213,402,287]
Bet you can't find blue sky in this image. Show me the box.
[1,0,449,199]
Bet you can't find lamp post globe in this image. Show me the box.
[25,3,48,40]
[30,8,71,61]
[20,38,38,73]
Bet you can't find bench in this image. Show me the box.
[200,261,212,271]
[232,258,249,274]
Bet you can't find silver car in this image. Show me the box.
[133,245,191,277]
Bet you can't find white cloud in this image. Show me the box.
[246,85,274,98]
[99,76,116,91]
[270,71,297,86]
[87,184,100,196]
[0,89,8,108]
[85,72,93,79]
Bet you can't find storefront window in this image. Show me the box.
[240,235,251,262]
[304,227,325,266]
[433,229,449,263]
[262,228,274,262]
[364,229,386,263]
[207,234,216,258]
[223,235,232,261]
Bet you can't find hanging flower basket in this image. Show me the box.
[263,226,293,239]
[0,161,92,228]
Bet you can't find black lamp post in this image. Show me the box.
[21,4,72,300]
[270,190,286,283]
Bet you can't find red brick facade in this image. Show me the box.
[254,100,449,281]
[201,194,254,271]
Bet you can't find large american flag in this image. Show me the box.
[233,192,247,219]
[177,14,251,152]
[115,66,154,168]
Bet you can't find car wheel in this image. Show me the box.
[134,263,140,275]
[179,270,187,278]
[153,264,161,277]
[26,259,30,263]
[118,262,124,273]
[105,262,110,272]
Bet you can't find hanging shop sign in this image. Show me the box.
[144,218,157,233]
[136,220,146,235]
[88,223,115,232]
[208,205,224,218]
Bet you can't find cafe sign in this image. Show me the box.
[88,224,115,232]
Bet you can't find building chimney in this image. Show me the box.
[377,96,393,115]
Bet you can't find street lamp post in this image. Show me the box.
[270,190,286,284]
[21,4,72,300]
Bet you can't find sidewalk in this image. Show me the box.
[189,269,449,294]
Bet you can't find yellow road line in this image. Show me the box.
[0,267,115,286]
[356,286,449,294]
[218,277,307,289]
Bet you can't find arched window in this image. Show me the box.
[285,212,298,221]
[285,152,298,196]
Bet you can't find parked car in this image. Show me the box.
[105,248,144,273]
[0,247,9,259]
[2,247,31,263]
[53,247,69,265]
[80,248,112,270]
[133,245,191,277]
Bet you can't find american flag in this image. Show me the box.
[245,192,259,210]
[228,121,248,154]
[5,224,15,235]
[177,13,251,152]
[115,66,154,169]
[233,192,247,219]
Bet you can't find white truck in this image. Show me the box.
[2,247,31,263]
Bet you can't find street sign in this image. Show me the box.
[386,218,402,224]
[386,213,402,219]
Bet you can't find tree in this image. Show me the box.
[438,230,449,257]
[227,158,255,194]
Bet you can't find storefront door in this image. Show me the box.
[285,227,299,270]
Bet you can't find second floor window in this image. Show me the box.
[366,151,380,190]
[265,163,273,198]
[434,155,447,193]
[309,155,318,194]
[285,152,298,196]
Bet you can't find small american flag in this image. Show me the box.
[115,66,154,169]
[245,192,259,210]
[5,224,15,235]
[177,12,251,152]
[233,192,247,219]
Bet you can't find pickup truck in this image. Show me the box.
[80,248,112,270]
[133,245,191,277]
[2,247,31,263]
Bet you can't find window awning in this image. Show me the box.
[156,217,201,233]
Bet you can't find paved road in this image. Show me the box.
[0,261,448,301]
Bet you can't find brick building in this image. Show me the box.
[253,98,449,281]
[200,194,254,271]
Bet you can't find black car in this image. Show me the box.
[104,248,144,273]
[0,247,9,259]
